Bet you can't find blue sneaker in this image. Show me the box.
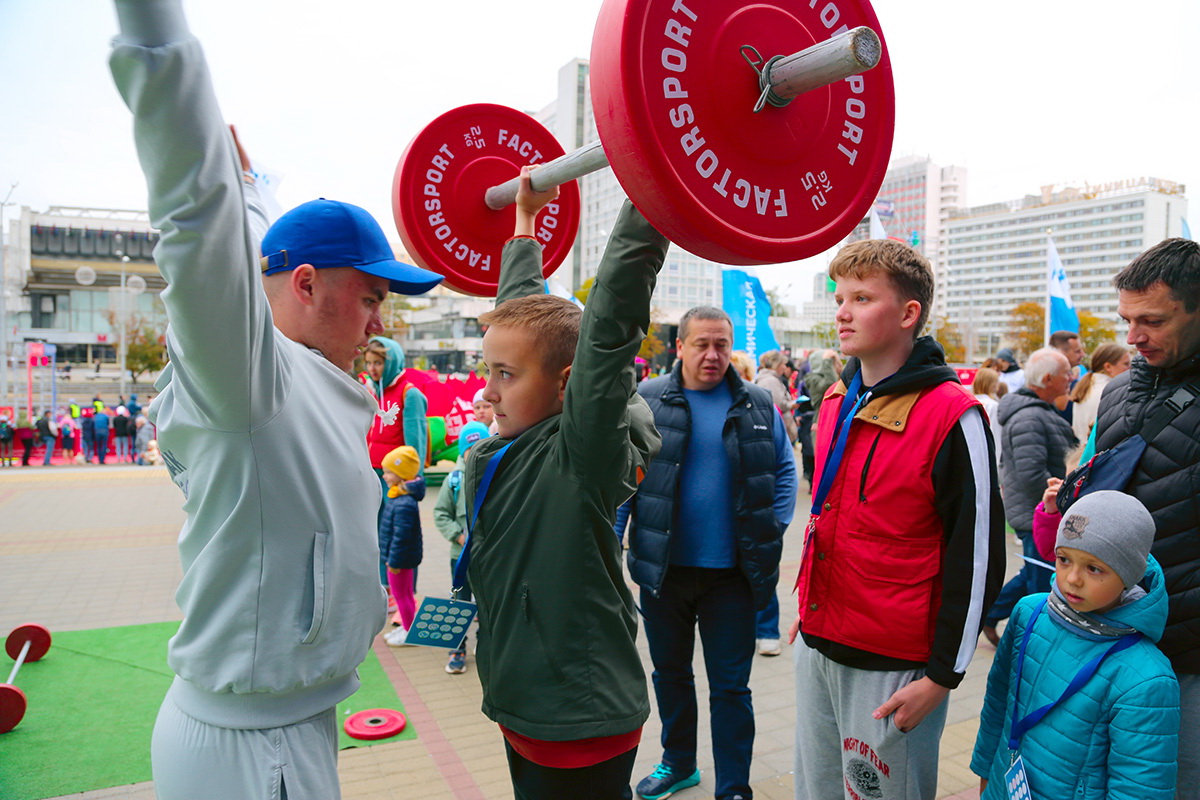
[636,763,701,799]
[445,650,467,674]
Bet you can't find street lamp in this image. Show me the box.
[0,181,18,408]
[112,234,132,400]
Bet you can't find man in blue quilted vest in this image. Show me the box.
[616,306,797,800]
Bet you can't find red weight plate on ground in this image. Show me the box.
[591,0,894,265]
[0,683,27,734]
[393,104,581,296]
[344,708,407,741]
[6,624,51,663]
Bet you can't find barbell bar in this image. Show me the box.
[1,623,52,734]
[482,26,881,212]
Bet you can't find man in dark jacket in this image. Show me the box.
[616,306,796,800]
[1094,237,1200,795]
[981,347,1077,642]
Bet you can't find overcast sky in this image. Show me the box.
[2,0,1196,304]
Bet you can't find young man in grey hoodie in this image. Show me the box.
[108,2,442,797]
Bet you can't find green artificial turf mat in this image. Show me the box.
[0,621,412,800]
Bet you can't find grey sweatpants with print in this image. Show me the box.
[151,691,340,800]
[794,643,948,800]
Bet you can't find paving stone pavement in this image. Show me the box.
[0,464,1015,799]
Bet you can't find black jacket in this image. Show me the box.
[1095,352,1200,672]
[998,388,1078,532]
[624,362,783,609]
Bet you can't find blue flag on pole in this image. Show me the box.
[1047,237,1079,334]
[1183,217,1193,240]
[721,269,780,362]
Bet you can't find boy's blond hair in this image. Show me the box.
[478,295,582,373]
[829,240,934,337]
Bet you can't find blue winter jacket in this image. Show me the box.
[379,478,426,570]
[971,556,1180,800]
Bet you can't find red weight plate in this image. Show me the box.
[591,0,894,265]
[344,708,407,741]
[393,104,582,296]
[6,624,51,663]
[0,683,27,734]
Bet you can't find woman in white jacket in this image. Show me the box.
[971,367,1005,467]
[1070,343,1132,445]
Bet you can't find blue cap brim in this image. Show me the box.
[354,258,444,295]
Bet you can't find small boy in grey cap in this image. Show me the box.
[971,490,1181,799]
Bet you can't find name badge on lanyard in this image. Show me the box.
[406,441,513,650]
[1004,755,1031,800]
[804,372,871,548]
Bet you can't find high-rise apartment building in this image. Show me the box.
[534,59,727,323]
[846,155,968,323]
[943,177,1188,360]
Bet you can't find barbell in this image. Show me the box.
[393,0,894,296]
[1,623,52,734]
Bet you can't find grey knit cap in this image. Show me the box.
[1056,491,1155,589]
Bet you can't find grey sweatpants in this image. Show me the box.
[151,692,340,800]
[1178,673,1200,800]
[794,643,948,800]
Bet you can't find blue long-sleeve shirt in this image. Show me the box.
[614,387,796,546]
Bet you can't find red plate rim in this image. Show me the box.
[344,708,407,741]
[392,103,581,296]
[590,0,894,265]
[6,624,51,663]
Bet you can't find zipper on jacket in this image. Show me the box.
[520,580,566,682]
[859,431,882,503]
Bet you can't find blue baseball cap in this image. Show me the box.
[261,198,443,295]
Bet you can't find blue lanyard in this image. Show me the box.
[452,441,513,595]
[810,371,868,515]
[1008,597,1141,751]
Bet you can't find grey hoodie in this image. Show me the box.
[111,0,386,728]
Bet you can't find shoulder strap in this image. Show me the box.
[1140,382,1199,443]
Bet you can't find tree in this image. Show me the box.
[1007,302,1119,360]
[639,321,666,361]
[765,287,789,317]
[1078,309,1118,353]
[934,315,966,363]
[1006,301,1044,360]
[103,309,167,387]
[810,321,838,348]
[379,295,413,338]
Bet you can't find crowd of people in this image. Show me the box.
[90,2,1200,799]
[0,393,160,467]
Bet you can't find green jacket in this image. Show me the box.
[433,456,467,560]
[464,202,667,740]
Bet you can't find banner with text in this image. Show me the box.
[722,269,780,363]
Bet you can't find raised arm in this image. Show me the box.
[109,0,281,430]
[561,200,669,479]
[495,167,559,305]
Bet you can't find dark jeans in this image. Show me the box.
[754,574,779,639]
[641,565,755,800]
[796,410,815,483]
[504,739,636,800]
[21,439,34,465]
[984,530,1051,626]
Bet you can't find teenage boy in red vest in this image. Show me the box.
[788,240,1005,800]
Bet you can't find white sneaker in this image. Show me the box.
[384,626,412,647]
[757,638,782,656]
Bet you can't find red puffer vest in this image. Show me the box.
[795,380,978,662]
